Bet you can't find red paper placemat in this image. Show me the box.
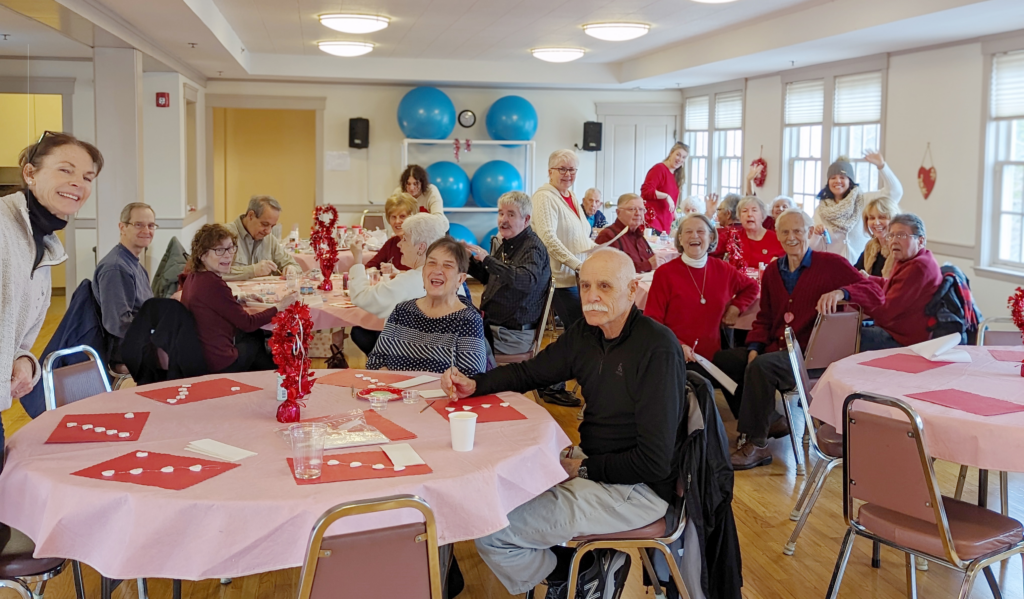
[318,370,416,390]
[860,353,955,374]
[363,410,416,441]
[990,350,1024,363]
[905,389,1024,417]
[72,451,240,490]
[135,378,262,405]
[46,412,150,444]
[287,448,431,485]
[430,395,527,423]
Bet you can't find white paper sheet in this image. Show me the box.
[909,333,972,363]
[185,439,257,462]
[419,389,448,399]
[382,443,426,467]
[693,354,738,394]
[391,375,440,389]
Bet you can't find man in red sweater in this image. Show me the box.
[718,210,882,470]
[819,213,942,351]
[595,194,655,274]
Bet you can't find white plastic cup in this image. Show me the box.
[449,412,478,452]
[289,423,327,479]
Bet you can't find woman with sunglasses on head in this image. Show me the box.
[181,224,298,373]
[2,132,103,456]
[640,142,688,234]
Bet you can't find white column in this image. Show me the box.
[93,47,144,258]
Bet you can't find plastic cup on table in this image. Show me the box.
[286,271,299,292]
[380,262,394,276]
[449,412,478,452]
[368,396,389,412]
[289,423,327,480]
[367,268,380,286]
[402,390,421,405]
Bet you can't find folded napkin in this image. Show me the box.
[909,333,971,363]
[381,443,426,467]
[390,375,440,389]
[419,389,449,399]
[300,295,323,307]
[185,439,257,462]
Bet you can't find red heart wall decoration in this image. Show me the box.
[918,166,937,200]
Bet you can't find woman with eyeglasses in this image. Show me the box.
[181,224,298,373]
[2,132,103,450]
[640,142,688,234]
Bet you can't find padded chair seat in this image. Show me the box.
[816,423,843,458]
[494,352,532,364]
[0,525,66,578]
[859,497,1024,561]
[573,517,667,542]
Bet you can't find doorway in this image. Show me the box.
[598,114,678,206]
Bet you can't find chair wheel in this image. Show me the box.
[790,509,801,521]
[783,542,796,556]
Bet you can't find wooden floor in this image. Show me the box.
[5,290,1022,599]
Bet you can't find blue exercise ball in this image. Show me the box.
[448,222,477,246]
[485,95,538,141]
[397,87,456,140]
[471,160,524,208]
[427,161,469,208]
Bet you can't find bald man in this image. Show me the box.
[442,248,686,598]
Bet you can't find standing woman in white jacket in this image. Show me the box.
[812,151,903,262]
[1,132,103,459]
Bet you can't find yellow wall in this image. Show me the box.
[212,107,316,233]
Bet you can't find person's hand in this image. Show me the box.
[283,264,302,277]
[10,356,35,399]
[463,242,488,261]
[704,193,720,217]
[648,255,658,269]
[275,291,300,311]
[721,305,741,327]
[864,151,885,169]
[747,350,758,365]
[817,290,845,315]
[681,344,696,363]
[254,260,276,277]
[350,236,365,261]
[441,366,476,399]
[560,457,583,480]
[746,163,763,181]
[811,224,826,236]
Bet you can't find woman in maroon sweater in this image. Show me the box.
[181,224,297,373]
[640,142,687,234]
[365,192,416,272]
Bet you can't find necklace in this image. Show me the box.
[685,262,708,304]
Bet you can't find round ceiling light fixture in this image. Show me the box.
[318,41,375,57]
[582,22,650,41]
[319,14,390,34]
[531,47,586,63]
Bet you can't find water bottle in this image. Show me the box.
[823,229,832,245]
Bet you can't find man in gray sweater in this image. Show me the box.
[223,195,301,281]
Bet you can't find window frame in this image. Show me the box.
[682,80,746,200]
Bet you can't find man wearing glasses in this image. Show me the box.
[223,195,301,280]
[92,202,156,362]
[595,193,656,274]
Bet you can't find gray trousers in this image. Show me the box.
[475,477,669,595]
[489,325,535,355]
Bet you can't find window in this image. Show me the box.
[832,72,883,191]
[783,79,824,212]
[683,88,743,199]
[988,49,1024,268]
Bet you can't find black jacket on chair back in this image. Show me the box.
[122,298,207,384]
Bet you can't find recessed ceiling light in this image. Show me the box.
[531,47,585,63]
[583,23,650,42]
[318,41,374,57]
[319,14,390,34]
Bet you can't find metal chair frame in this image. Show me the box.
[42,345,111,412]
[826,392,1024,599]
[296,494,442,599]
[359,211,387,232]
[0,560,67,599]
[494,277,556,365]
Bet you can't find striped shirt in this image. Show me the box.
[368,300,487,375]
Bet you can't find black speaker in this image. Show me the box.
[582,121,602,151]
[349,117,369,149]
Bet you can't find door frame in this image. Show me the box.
[595,103,682,207]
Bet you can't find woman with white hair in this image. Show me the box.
[736,196,785,269]
[679,195,705,215]
[640,142,688,233]
[348,212,450,354]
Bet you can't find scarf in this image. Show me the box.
[26,188,68,270]
[681,252,708,269]
[815,185,864,234]
[862,237,895,279]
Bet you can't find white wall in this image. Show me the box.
[743,75,783,201]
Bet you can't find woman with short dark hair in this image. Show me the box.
[394,164,445,215]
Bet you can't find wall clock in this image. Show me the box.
[458,110,476,128]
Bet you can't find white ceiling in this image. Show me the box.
[0,4,92,58]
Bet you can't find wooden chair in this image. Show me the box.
[296,494,441,599]
[360,211,387,232]
[826,392,1024,599]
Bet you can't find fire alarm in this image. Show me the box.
[156,92,170,108]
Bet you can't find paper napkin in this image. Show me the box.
[390,375,440,389]
[381,443,426,467]
[185,439,257,462]
[909,333,972,363]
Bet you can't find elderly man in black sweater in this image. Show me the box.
[442,248,687,598]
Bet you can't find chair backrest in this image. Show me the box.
[804,305,862,369]
[296,494,441,599]
[842,392,960,565]
[43,345,112,411]
[531,277,558,357]
[361,211,387,232]
[978,317,1023,347]
[784,327,826,452]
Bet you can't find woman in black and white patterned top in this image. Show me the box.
[368,238,486,375]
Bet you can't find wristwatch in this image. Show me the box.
[577,464,588,480]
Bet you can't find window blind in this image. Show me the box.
[715,90,743,129]
[685,96,709,130]
[785,79,824,125]
[834,71,883,124]
[993,49,1024,119]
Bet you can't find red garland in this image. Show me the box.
[310,205,339,291]
[453,139,460,162]
[750,158,767,187]
[270,303,316,423]
[724,227,745,271]
[1009,287,1024,343]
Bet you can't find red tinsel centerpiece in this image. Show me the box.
[270,302,316,423]
[724,227,745,271]
[310,205,339,291]
[1009,287,1024,377]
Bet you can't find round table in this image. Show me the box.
[0,371,571,580]
[293,249,378,275]
[809,346,1024,473]
[233,278,386,331]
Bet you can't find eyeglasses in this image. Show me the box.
[885,232,919,241]
[25,130,57,167]
[209,245,238,256]
[126,222,159,231]
[550,167,578,175]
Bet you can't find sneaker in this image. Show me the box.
[540,387,582,407]
[543,579,568,599]
[576,549,631,599]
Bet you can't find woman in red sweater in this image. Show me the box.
[736,196,785,270]
[181,224,297,373]
[640,142,688,234]
[365,192,416,272]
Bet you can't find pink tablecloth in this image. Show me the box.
[809,346,1024,473]
[0,370,571,580]
[293,249,377,274]
[236,280,386,331]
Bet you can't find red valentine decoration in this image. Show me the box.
[453,139,460,162]
[750,145,767,188]
[918,143,937,199]
[724,227,745,271]
[1010,287,1024,377]
[452,139,471,162]
[270,303,316,423]
[310,205,339,291]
